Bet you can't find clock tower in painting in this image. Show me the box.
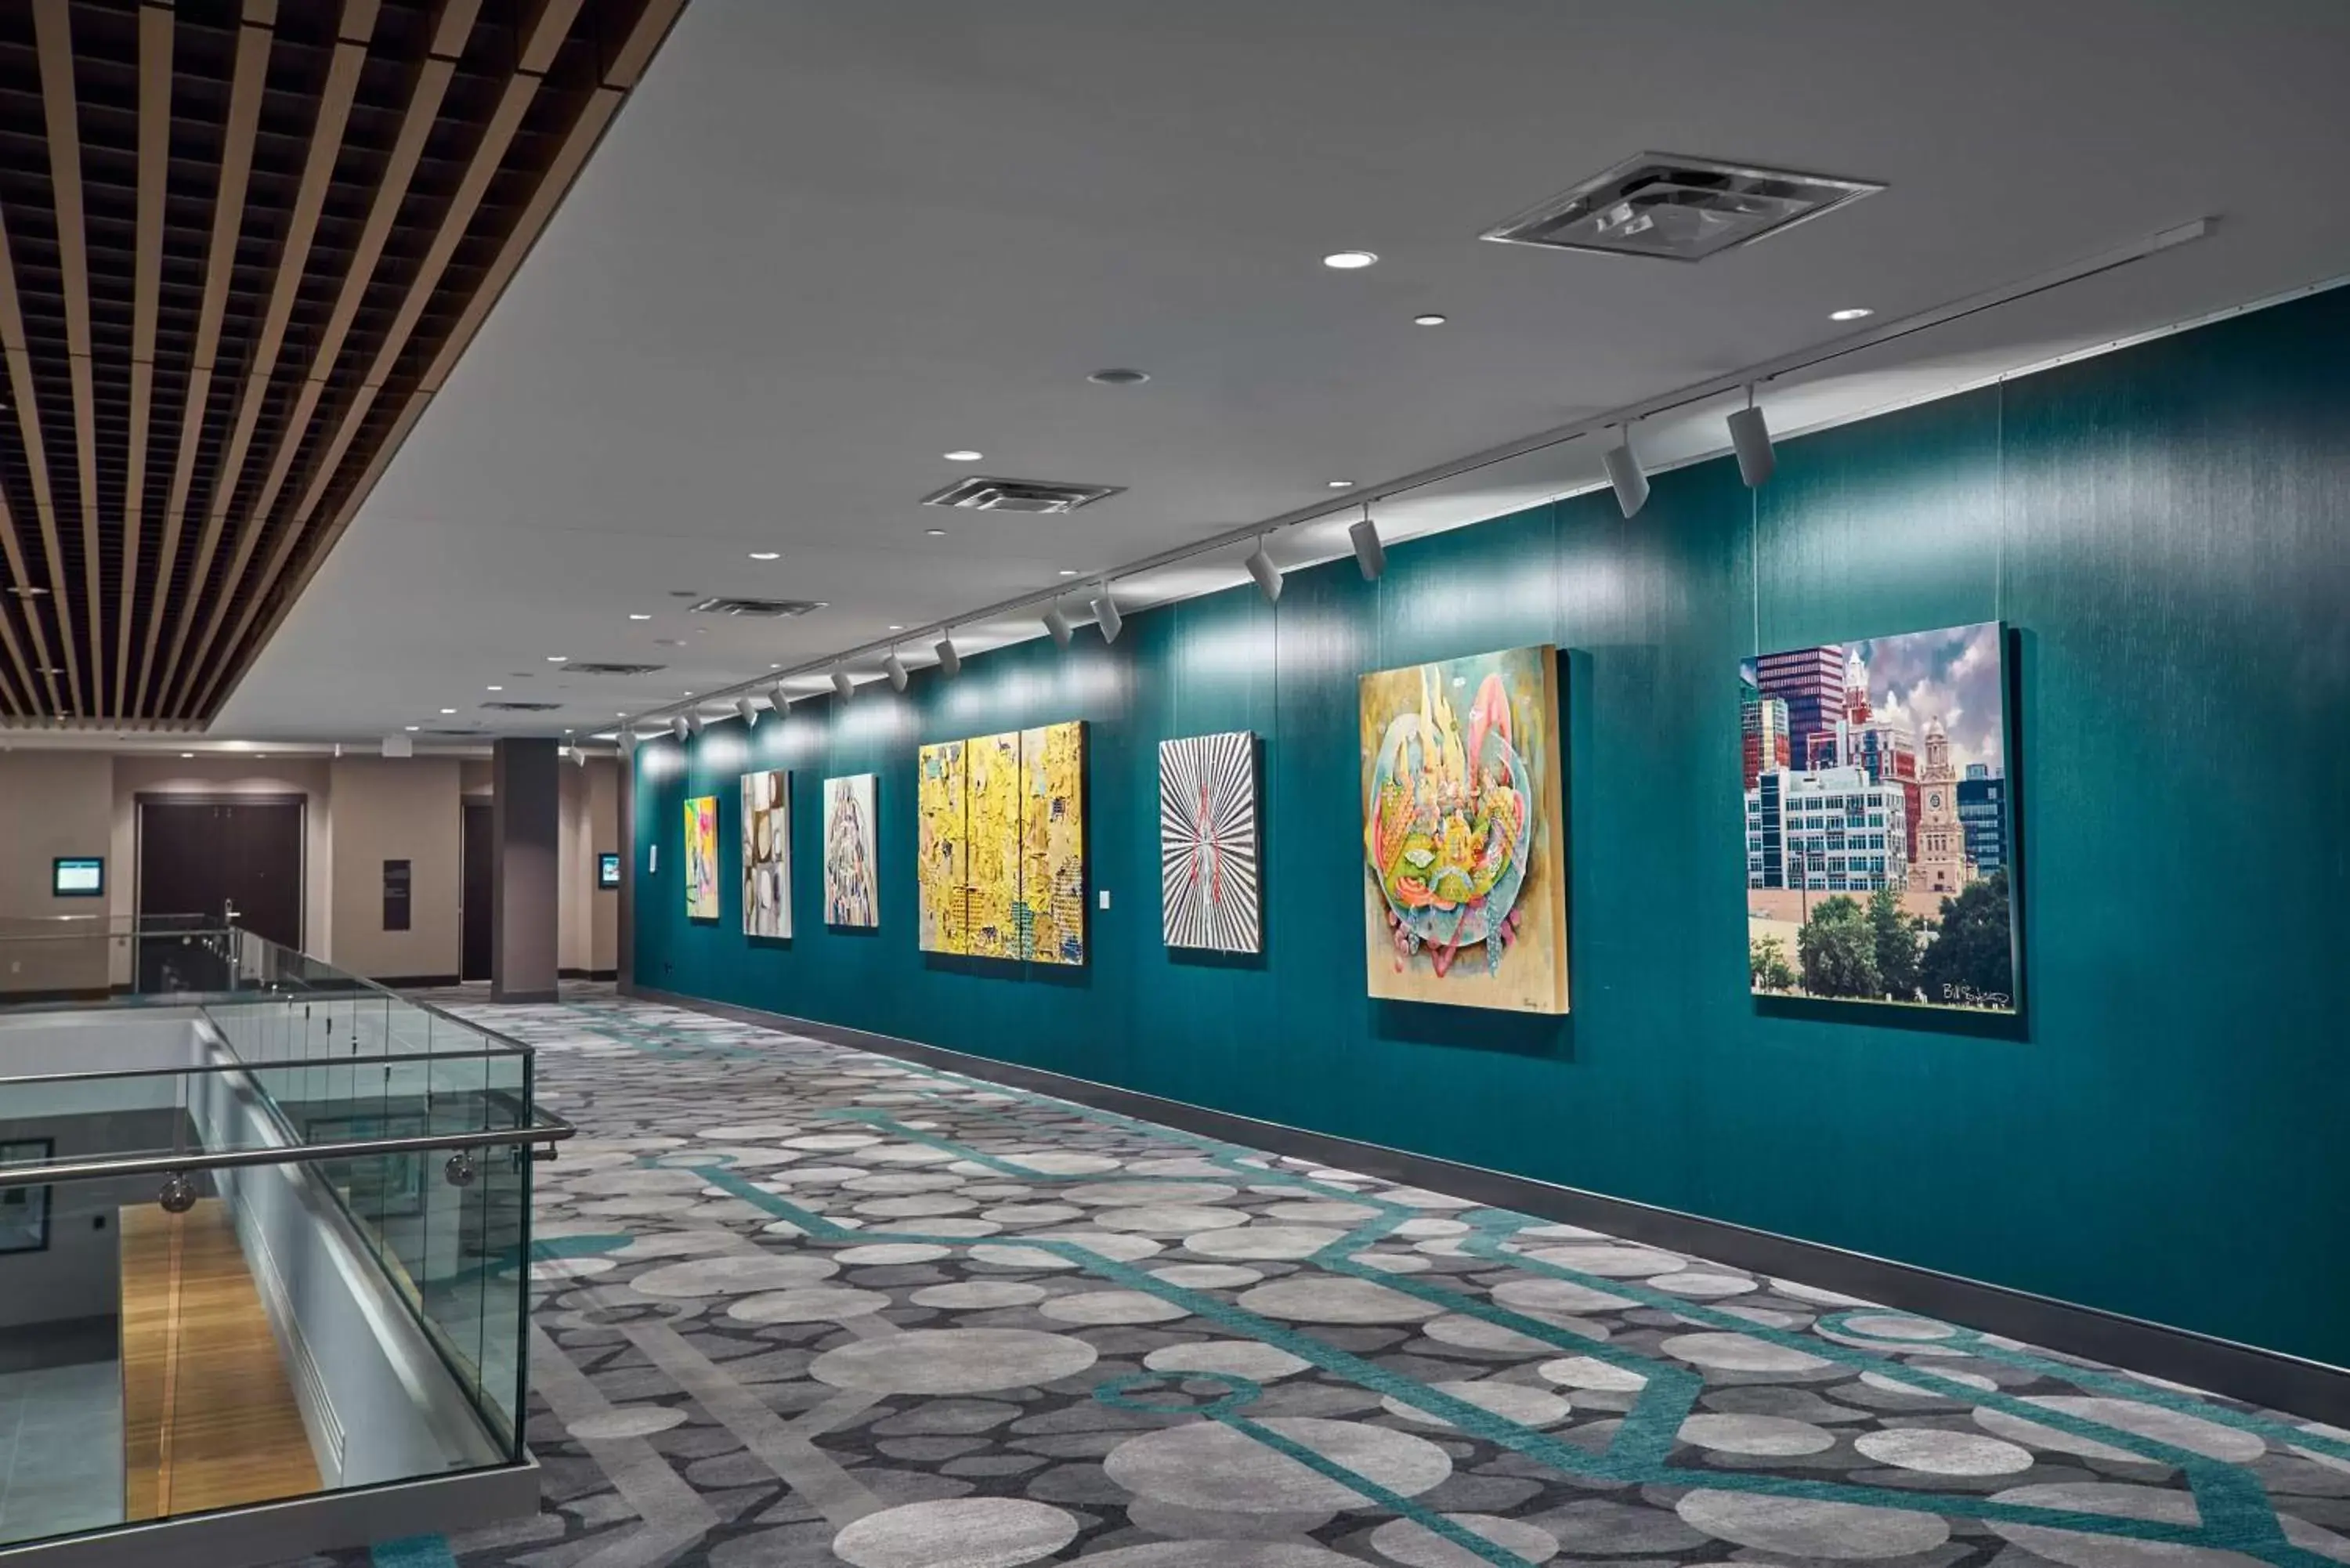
[1914,715,1969,894]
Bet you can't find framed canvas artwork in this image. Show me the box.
[823,774,879,927]
[1159,731,1260,952]
[916,721,1086,963]
[1359,645,1567,1013]
[684,795,720,921]
[742,771,790,938]
[1741,621,2018,1013]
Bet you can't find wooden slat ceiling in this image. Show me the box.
[0,0,683,728]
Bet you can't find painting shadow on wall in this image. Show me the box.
[1170,945,1266,973]
[1754,992,2023,1040]
[1372,999,1571,1062]
[923,952,1092,991]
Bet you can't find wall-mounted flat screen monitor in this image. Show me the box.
[52,857,103,898]
[598,852,621,890]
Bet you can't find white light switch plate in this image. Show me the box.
[1098,890,1112,910]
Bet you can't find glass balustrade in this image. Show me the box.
[0,917,562,1552]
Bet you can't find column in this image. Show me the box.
[491,737,559,1003]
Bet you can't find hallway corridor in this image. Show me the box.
[352,994,2350,1568]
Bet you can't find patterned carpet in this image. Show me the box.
[329,992,2350,1568]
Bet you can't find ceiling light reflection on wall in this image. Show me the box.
[1322,251,1378,269]
[1603,431,1650,518]
[934,634,961,679]
[1246,541,1284,603]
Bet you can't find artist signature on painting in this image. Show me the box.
[1940,983,2012,1010]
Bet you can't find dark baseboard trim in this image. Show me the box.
[491,987,560,1005]
[624,981,2350,1428]
[374,973,462,989]
[0,985,113,1006]
[559,967,620,981]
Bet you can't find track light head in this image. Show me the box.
[1091,588,1123,644]
[736,695,761,726]
[768,681,792,712]
[1246,541,1283,603]
[671,715,690,742]
[1348,514,1386,581]
[573,744,589,768]
[687,710,707,736]
[1043,604,1073,649]
[832,669,855,702]
[885,649,909,692]
[619,728,637,754]
[1727,398,1775,488]
[1603,431,1650,518]
[934,634,961,679]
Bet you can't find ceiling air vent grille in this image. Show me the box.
[920,476,1124,515]
[689,597,826,619]
[563,662,667,676]
[1481,154,1883,262]
[482,700,563,712]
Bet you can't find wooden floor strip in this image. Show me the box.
[118,1197,323,1519]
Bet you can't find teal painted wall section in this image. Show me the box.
[633,287,2350,1366]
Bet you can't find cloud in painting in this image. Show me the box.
[1859,622,2004,772]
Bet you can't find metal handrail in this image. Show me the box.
[0,1046,526,1089]
[0,1111,576,1190]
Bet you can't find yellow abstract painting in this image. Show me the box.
[1359,645,1567,1013]
[684,795,720,921]
[915,721,1086,964]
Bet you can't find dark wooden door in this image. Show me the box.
[461,800,494,981]
[138,798,305,950]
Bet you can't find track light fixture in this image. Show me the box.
[1348,505,1386,581]
[619,728,637,754]
[1043,604,1074,649]
[572,744,588,768]
[885,649,909,692]
[832,669,855,702]
[935,634,961,679]
[736,695,761,726]
[1727,386,1775,488]
[671,715,690,742]
[1091,585,1123,644]
[768,681,792,712]
[1246,540,1283,603]
[1603,428,1650,518]
[688,710,707,735]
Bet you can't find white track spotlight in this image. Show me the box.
[1043,604,1074,649]
[619,728,637,755]
[885,649,909,692]
[1348,506,1386,581]
[670,715,690,742]
[687,710,707,736]
[736,695,761,727]
[1091,586,1123,644]
[831,668,855,702]
[573,744,588,768]
[934,634,961,679]
[1246,540,1284,603]
[768,681,793,712]
[1727,388,1775,488]
[1603,428,1650,518]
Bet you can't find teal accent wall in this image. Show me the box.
[633,287,2350,1367]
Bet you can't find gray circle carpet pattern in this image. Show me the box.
[309,992,2350,1568]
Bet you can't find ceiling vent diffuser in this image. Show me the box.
[920,476,1123,515]
[481,700,562,712]
[1482,153,1883,262]
[562,662,667,676]
[689,597,825,619]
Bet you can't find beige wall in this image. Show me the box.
[330,756,463,979]
[0,751,117,992]
[557,756,620,975]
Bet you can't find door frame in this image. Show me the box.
[134,792,309,942]
[460,797,495,982]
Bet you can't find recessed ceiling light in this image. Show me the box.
[1322,250,1378,269]
[628,612,651,620]
[440,707,457,714]
[1087,367,1149,386]
[404,724,419,732]
[748,551,780,561]
[925,528,947,537]
[486,685,502,692]
[1058,569,1079,577]
[888,624,904,631]
[1829,306,1874,321]
[942,450,983,462]
[1326,479,1354,489]
[1413,313,1448,327]
[547,655,568,662]
[181,752,193,759]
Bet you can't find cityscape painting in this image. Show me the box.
[1742,621,2018,1013]
[1159,731,1260,952]
[822,774,879,927]
[683,795,720,921]
[916,722,1086,964]
[1359,645,1568,1013]
[741,770,790,938]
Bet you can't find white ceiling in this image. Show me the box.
[208,0,2350,743]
